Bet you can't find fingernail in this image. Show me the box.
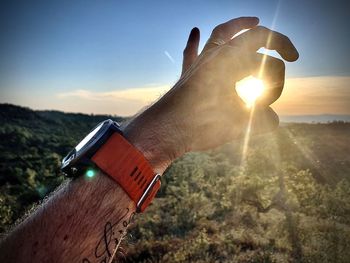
[289,49,299,61]
[190,27,200,36]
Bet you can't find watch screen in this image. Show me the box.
[75,122,104,152]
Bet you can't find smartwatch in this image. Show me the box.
[61,119,161,212]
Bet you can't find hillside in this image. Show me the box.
[0,104,125,229]
[1,104,350,262]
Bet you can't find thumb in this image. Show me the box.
[250,106,279,135]
[181,27,200,76]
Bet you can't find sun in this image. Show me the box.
[236,76,265,108]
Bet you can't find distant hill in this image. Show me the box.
[280,114,350,123]
[0,103,125,125]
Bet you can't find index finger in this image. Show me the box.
[203,17,259,52]
[231,26,299,62]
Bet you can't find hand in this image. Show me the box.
[124,17,299,174]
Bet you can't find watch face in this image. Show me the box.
[61,119,119,175]
[75,122,104,152]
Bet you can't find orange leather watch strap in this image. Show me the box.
[91,132,160,212]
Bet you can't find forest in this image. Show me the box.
[1,103,349,262]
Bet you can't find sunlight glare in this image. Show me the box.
[236,76,265,107]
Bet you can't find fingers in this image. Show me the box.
[252,54,285,106]
[182,27,200,76]
[231,26,299,62]
[203,17,259,52]
[232,53,285,106]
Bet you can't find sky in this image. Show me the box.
[0,0,349,116]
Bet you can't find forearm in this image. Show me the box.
[0,172,135,262]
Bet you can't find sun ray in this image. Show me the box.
[258,0,282,79]
[240,105,256,167]
[281,128,328,182]
[238,0,283,170]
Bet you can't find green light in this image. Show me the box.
[86,169,95,178]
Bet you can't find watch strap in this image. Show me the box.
[91,132,160,212]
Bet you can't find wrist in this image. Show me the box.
[122,107,188,174]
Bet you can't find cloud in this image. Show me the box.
[55,85,171,116]
[273,76,350,115]
[57,85,170,103]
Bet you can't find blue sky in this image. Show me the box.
[1,0,349,115]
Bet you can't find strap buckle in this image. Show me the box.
[136,174,161,213]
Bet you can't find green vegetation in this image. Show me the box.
[1,104,349,262]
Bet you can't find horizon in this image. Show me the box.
[3,102,350,124]
[1,0,350,116]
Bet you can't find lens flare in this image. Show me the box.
[85,169,95,178]
[236,76,265,107]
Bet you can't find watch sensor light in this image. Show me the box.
[85,169,95,178]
